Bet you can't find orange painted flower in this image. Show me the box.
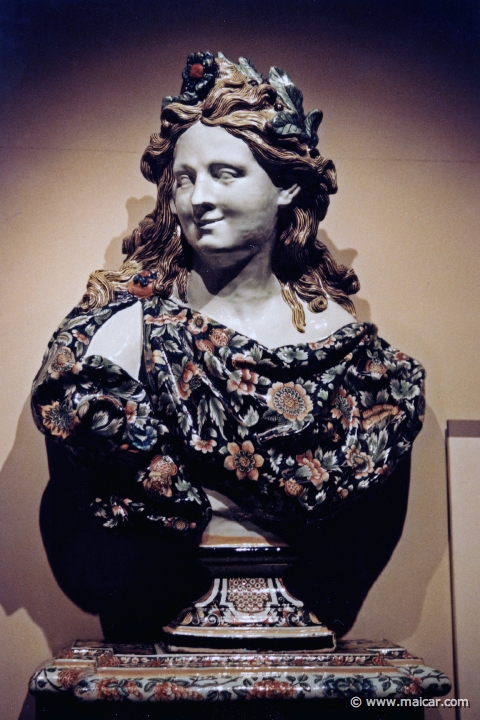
[195,338,214,355]
[48,347,82,378]
[149,455,178,476]
[123,681,143,699]
[57,668,83,689]
[361,403,399,430]
[72,329,90,344]
[283,479,304,498]
[296,450,329,489]
[153,681,202,701]
[187,313,209,334]
[143,455,177,498]
[331,387,360,429]
[127,271,156,298]
[224,441,264,481]
[191,435,217,453]
[96,678,121,700]
[40,401,77,439]
[209,327,230,347]
[345,445,374,478]
[365,357,387,375]
[247,679,296,700]
[178,361,202,399]
[125,400,137,424]
[266,382,312,422]
[403,676,423,696]
[227,368,259,395]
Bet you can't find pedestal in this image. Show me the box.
[30,638,450,718]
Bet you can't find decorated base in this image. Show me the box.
[162,577,335,652]
[29,638,451,704]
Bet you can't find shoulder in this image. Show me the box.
[86,300,143,380]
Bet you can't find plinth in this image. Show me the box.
[30,638,451,719]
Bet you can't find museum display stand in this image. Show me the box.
[29,496,451,718]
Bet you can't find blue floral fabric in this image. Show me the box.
[31,289,425,538]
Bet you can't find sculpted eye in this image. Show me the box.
[177,173,194,188]
[211,164,243,181]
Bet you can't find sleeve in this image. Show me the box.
[31,299,211,537]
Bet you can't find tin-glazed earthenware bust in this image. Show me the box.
[32,52,425,640]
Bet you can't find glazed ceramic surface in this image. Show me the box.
[32,293,425,538]
[29,639,451,703]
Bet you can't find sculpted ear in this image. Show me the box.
[277,183,301,207]
[169,193,177,215]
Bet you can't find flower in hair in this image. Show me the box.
[162,52,218,108]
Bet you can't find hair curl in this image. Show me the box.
[82,57,359,330]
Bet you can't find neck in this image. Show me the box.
[187,247,281,309]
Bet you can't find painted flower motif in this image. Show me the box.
[403,676,423,696]
[187,313,209,335]
[247,679,296,700]
[145,309,187,326]
[209,327,230,347]
[143,475,173,498]
[283,479,305,498]
[180,51,218,100]
[345,445,374,478]
[143,456,177,498]
[312,334,336,349]
[170,517,191,532]
[71,329,90,345]
[150,455,177,475]
[266,381,313,422]
[178,361,202,399]
[146,455,178,498]
[331,387,360,429]
[191,435,217,453]
[337,487,349,499]
[57,668,83,689]
[227,368,259,395]
[122,681,143,699]
[361,403,399,430]
[153,680,203,701]
[125,400,138,424]
[296,450,329,489]
[151,349,164,365]
[40,401,77,439]
[195,338,214,355]
[231,353,256,368]
[109,496,132,521]
[48,347,82,378]
[322,421,340,443]
[96,678,121,700]
[127,270,157,298]
[372,654,388,666]
[224,441,264,481]
[365,354,387,376]
[97,653,121,667]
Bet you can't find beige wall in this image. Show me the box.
[1,27,478,720]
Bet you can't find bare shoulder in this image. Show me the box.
[301,299,356,344]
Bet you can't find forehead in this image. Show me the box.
[172,123,257,168]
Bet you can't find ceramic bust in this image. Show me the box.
[32,53,425,640]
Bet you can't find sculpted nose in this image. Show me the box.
[191,175,216,215]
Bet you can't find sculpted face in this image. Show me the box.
[170,123,299,263]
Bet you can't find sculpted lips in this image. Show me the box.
[195,217,222,229]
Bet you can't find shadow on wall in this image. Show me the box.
[103,196,156,271]
[347,404,449,641]
[0,399,103,651]
[317,230,371,323]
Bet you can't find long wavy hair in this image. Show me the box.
[82,56,359,330]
